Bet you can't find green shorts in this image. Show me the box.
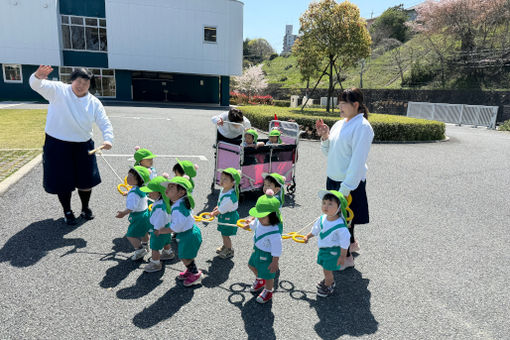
[317,247,342,271]
[176,225,202,259]
[150,232,172,251]
[217,211,239,236]
[248,246,276,280]
[126,210,151,238]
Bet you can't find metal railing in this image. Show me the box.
[407,102,498,129]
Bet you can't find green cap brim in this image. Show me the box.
[249,207,271,218]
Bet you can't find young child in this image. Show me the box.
[140,176,175,272]
[212,108,251,144]
[155,176,203,287]
[243,129,264,148]
[172,159,198,191]
[115,166,152,260]
[266,129,282,145]
[134,147,158,180]
[262,173,285,209]
[245,189,283,304]
[211,168,241,259]
[303,190,351,297]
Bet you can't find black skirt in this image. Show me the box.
[42,134,101,194]
[326,177,369,225]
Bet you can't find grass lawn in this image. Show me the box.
[0,109,47,149]
[0,109,47,181]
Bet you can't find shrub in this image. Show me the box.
[239,105,445,142]
[249,95,274,105]
[230,91,249,105]
[273,100,290,107]
[499,119,510,131]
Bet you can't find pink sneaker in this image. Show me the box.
[183,270,203,287]
[250,278,266,293]
[256,289,273,304]
[177,269,191,280]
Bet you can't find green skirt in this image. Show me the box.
[176,225,202,259]
[317,247,342,271]
[217,210,239,236]
[248,246,276,280]
[126,210,151,238]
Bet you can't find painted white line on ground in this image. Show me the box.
[101,154,208,161]
[0,103,24,109]
[108,116,171,121]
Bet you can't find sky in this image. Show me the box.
[242,0,424,53]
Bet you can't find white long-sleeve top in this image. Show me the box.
[150,199,171,230]
[217,188,238,214]
[126,187,148,212]
[320,113,374,197]
[169,198,195,233]
[310,215,351,249]
[211,111,251,139]
[29,73,114,143]
[250,219,282,257]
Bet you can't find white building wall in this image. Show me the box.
[105,0,243,76]
[0,0,61,65]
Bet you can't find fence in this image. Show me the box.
[407,102,498,129]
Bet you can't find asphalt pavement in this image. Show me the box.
[0,103,509,339]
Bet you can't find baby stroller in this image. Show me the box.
[211,120,301,194]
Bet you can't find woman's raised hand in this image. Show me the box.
[35,65,54,80]
[315,119,330,139]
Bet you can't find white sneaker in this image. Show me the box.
[160,249,175,260]
[131,248,147,261]
[350,240,360,253]
[144,260,162,273]
[339,255,354,271]
[142,243,149,252]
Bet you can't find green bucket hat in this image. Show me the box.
[262,173,285,205]
[318,190,348,220]
[222,168,241,199]
[176,158,197,189]
[140,176,172,213]
[131,166,151,186]
[164,176,195,210]
[245,129,259,143]
[134,148,156,166]
[268,129,282,143]
[249,191,281,221]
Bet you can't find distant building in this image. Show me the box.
[0,0,243,105]
[282,25,297,54]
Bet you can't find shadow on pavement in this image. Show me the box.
[99,237,143,289]
[201,256,235,288]
[132,279,198,329]
[287,269,379,339]
[0,218,87,267]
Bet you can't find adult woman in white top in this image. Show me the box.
[30,65,114,225]
[315,88,374,269]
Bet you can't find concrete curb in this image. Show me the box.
[0,153,42,196]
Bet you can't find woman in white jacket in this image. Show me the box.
[315,88,374,269]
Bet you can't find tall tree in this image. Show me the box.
[295,0,371,111]
[370,4,411,46]
[244,38,275,64]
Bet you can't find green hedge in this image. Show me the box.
[239,106,445,142]
[273,100,290,107]
[499,119,510,132]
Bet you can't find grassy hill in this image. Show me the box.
[262,34,510,90]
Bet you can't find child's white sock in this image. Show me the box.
[162,249,172,254]
[151,259,160,264]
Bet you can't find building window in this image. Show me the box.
[2,64,23,83]
[61,15,107,52]
[204,27,217,43]
[60,67,115,97]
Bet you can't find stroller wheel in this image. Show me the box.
[287,184,296,194]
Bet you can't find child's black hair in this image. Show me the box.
[70,67,93,81]
[323,193,341,209]
[128,169,144,187]
[264,175,281,188]
[267,212,280,225]
[228,108,244,123]
[172,163,184,176]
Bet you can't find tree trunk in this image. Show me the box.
[326,55,334,112]
[300,62,330,111]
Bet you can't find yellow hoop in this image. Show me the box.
[148,203,153,212]
[345,207,354,221]
[199,212,215,222]
[117,176,132,195]
[347,194,352,206]
[291,233,306,243]
[236,219,251,231]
